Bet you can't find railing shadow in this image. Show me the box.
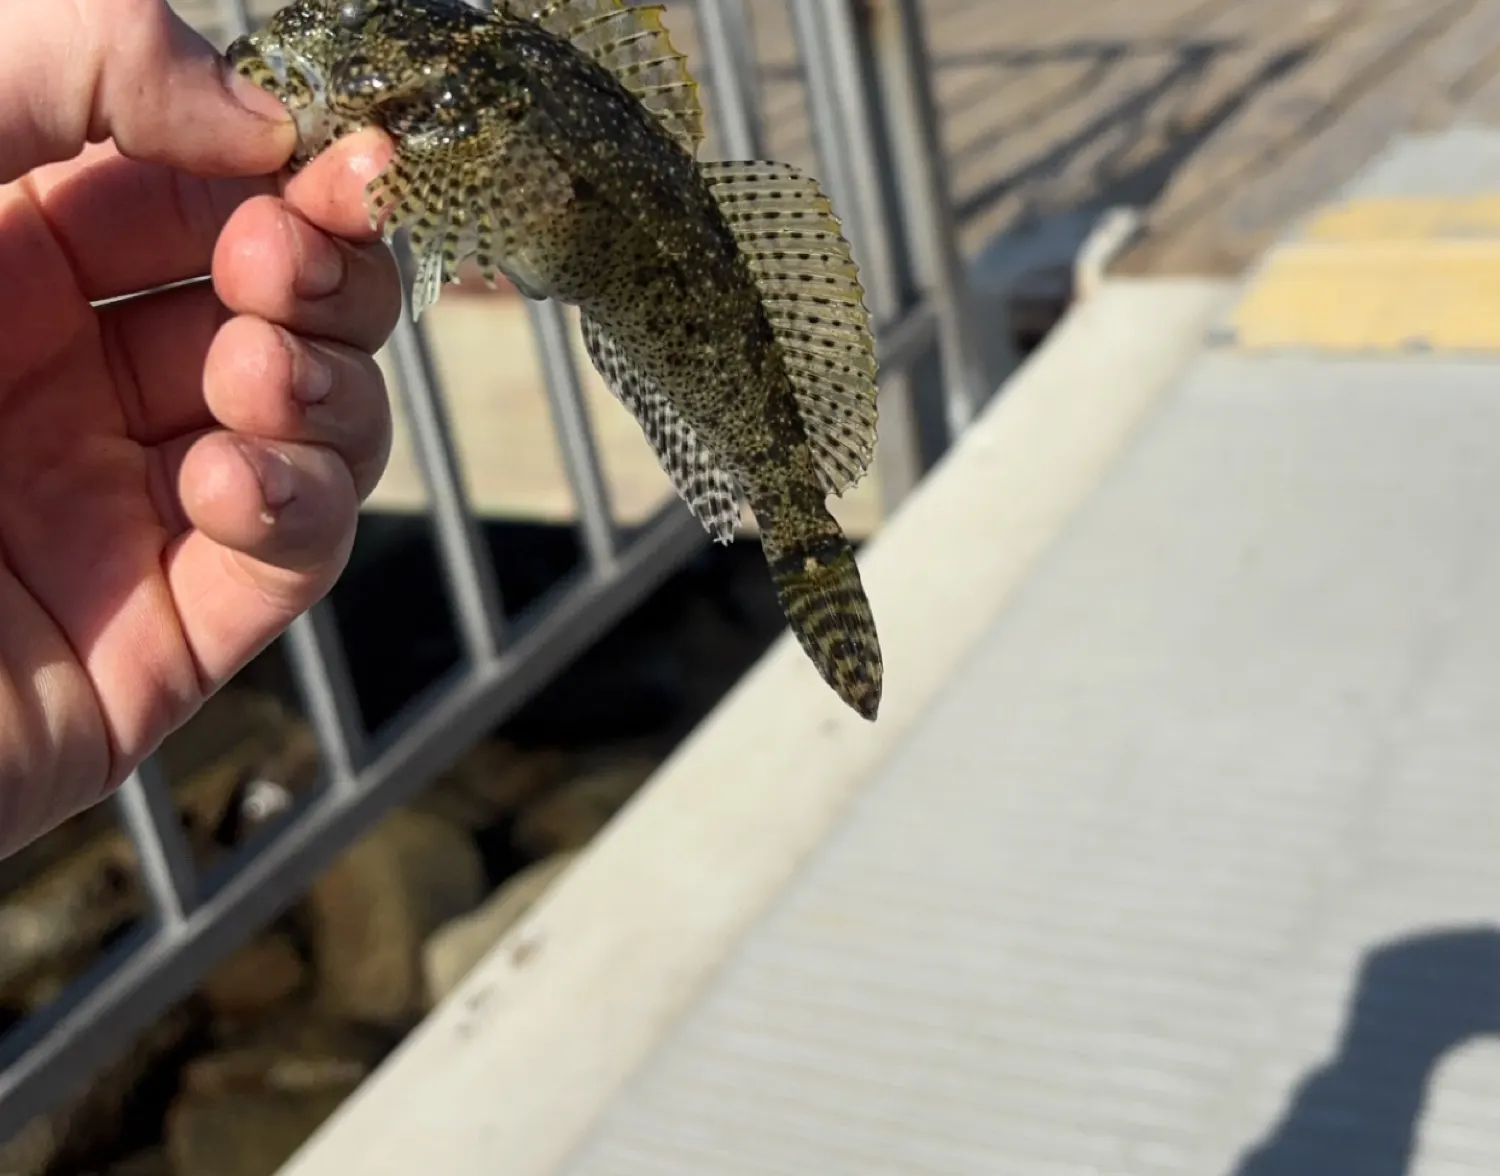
[1232,927,1500,1176]
[948,37,1316,232]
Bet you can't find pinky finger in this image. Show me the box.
[167,431,358,686]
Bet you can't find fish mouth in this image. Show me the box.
[226,33,289,86]
[224,34,333,163]
[225,32,327,100]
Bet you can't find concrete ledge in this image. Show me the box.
[279,277,1232,1176]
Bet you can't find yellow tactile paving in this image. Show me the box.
[1231,197,1500,353]
[1299,196,1500,243]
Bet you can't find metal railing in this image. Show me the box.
[0,0,988,1140]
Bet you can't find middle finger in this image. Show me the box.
[213,194,402,352]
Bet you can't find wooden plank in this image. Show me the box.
[946,0,1241,249]
[1190,0,1500,271]
[1014,0,1313,225]
[1124,0,1478,273]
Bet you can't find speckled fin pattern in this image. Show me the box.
[701,161,880,495]
[515,0,705,155]
[366,124,570,319]
[580,312,742,543]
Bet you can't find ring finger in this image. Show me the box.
[204,313,393,500]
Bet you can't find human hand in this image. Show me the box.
[0,0,403,856]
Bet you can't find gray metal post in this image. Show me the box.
[383,296,510,666]
[863,0,998,437]
[788,0,928,509]
[695,0,766,160]
[284,603,368,788]
[112,760,197,929]
[526,300,618,573]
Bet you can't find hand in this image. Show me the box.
[0,0,403,857]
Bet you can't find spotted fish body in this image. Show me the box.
[228,0,884,719]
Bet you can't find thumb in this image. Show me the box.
[0,0,296,186]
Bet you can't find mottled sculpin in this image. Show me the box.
[227,0,885,719]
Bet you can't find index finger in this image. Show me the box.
[280,127,398,243]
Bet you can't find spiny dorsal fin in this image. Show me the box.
[513,0,705,156]
[700,161,880,496]
[580,312,742,543]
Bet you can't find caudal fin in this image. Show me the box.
[767,537,883,721]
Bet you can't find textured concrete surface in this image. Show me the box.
[279,276,1232,1176]
[558,346,1500,1176]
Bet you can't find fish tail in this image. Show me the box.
[765,532,883,721]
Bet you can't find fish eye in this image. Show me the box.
[336,0,366,29]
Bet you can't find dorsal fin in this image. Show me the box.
[700,161,880,496]
[511,0,705,156]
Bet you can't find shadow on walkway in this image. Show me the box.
[1233,927,1500,1176]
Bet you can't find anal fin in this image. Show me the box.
[700,161,880,496]
[580,313,741,544]
[408,237,447,320]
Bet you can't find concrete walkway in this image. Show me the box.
[280,129,1500,1176]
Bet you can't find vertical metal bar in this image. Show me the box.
[112,759,196,929]
[283,605,367,788]
[525,301,617,573]
[865,0,996,437]
[787,0,901,320]
[383,298,509,665]
[696,0,766,159]
[788,0,926,507]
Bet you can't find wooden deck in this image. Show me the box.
[168,0,1500,530]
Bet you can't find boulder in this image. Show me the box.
[422,852,578,1005]
[511,758,657,859]
[199,933,308,1025]
[302,810,485,1027]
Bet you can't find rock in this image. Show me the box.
[206,722,322,847]
[0,1001,201,1176]
[164,1016,386,1176]
[422,852,578,1005]
[179,1017,386,1100]
[163,1089,355,1176]
[511,758,658,859]
[0,835,141,998]
[102,1148,173,1176]
[411,740,568,832]
[199,933,307,1024]
[0,712,313,1003]
[302,810,485,1027]
[0,691,290,900]
[153,690,292,825]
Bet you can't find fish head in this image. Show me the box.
[227,0,530,165]
[226,0,366,163]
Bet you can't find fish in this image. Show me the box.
[227,0,885,720]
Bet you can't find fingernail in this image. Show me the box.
[285,331,334,404]
[237,439,298,523]
[290,215,346,299]
[225,63,293,126]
